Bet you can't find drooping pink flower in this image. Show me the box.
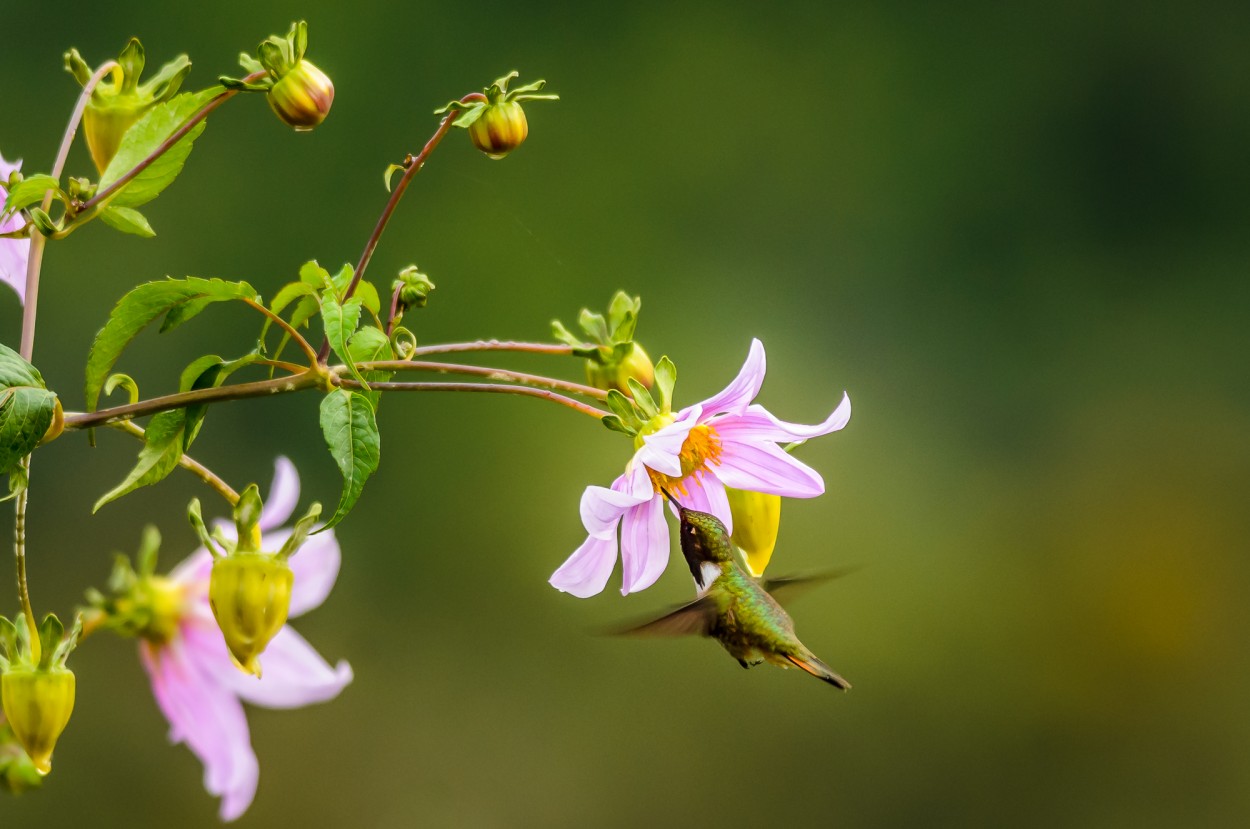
[140,458,352,821]
[0,150,30,304]
[550,339,851,598]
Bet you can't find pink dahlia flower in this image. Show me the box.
[140,458,352,821]
[1,150,30,304]
[550,339,851,598]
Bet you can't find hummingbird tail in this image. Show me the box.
[785,653,851,690]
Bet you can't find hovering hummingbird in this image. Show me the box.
[620,502,851,690]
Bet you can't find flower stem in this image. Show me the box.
[13,459,39,662]
[108,420,240,504]
[352,359,609,400]
[316,91,488,363]
[243,298,319,365]
[78,71,268,216]
[410,340,577,359]
[338,379,609,419]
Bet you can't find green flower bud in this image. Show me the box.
[0,669,75,776]
[469,101,529,160]
[209,554,293,677]
[726,488,781,577]
[268,60,335,131]
[586,343,655,395]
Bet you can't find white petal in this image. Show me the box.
[580,473,648,539]
[619,495,670,595]
[221,626,352,709]
[636,408,700,477]
[689,339,766,418]
[713,393,851,443]
[712,439,825,498]
[550,533,618,598]
[259,456,300,530]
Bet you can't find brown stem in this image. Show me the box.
[352,360,608,400]
[244,298,319,364]
[338,379,608,419]
[409,340,577,358]
[316,91,488,363]
[109,420,240,504]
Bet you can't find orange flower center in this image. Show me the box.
[645,424,722,495]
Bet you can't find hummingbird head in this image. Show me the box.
[674,506,738,591]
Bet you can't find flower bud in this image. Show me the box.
[268,60,335,131]
[586,343,655,395]
[0,668,75,775]
[469,101,529,160]
[726,488,781,577]
[209,553,293,677]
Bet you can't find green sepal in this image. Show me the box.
[134,525,161,577]
[652,356,676,413]
[233,484,264,552]
[604,389,644,431]
[627,377,658,418]
[278,502,321,559]
[0,616,17,668]
[600,414,637,437]
[606,291,641,342]
[36,615,63,671]
[84,276,259,414]
[99,204,156,237]
[577,309,609,343]
[49,615,83,669]
[1,174,66,219]
[318,389,380,531]
[188,498,226,558]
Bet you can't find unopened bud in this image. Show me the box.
[209,554,293,677]
[0,669,75,776]
[586,343,655,395]
[268,60,335,131]
[469,101,529,160]
[726,488,781,577]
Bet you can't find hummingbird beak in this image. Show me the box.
[659,488,684,513]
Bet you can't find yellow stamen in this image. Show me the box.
[645,424,723,495]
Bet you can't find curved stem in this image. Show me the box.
[338,378,609,419]
[410,340,577,359]
[20,60,119,360]
[316,91,487,363]
[13,459,39,662]
[244,298,319,365]
[79,71,267,215]
[62,371,327,430]
[108,420,240,505]
[353,359,608,400]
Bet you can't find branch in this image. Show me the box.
[108,420,240,504]
[410,340,577,358]
[352,360,609,400]
[338,379,609,419]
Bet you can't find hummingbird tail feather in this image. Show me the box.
[785,653,851,690]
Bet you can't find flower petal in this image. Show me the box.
[619,495,670,595]
[580,472,648,539]
[636,407,700,477]
[259,456,300,530]
[677,475,734,534]
[284,527,341,617]
[168,547,214,589]
[713,394,851,443]
[687,339,766,419]
[712,439,825,498]
[550,533,619,598]
[140,635,259,822]
[220,626,353,709]
[0,152,29,305]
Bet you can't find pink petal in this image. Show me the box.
[619,495,670,595]
[550,533,618,597]
[580,473,647,539]
[220,626,352,709]
[677,475,734,534]
[259,456,300,530]
[278,527,341,618]
[711,439,825,498]
[140,635,259,822]
[168,547,214,588]
[0,151,28,305]
[687,339,766,419]
[636,408,701,477]
[713,394,851,443]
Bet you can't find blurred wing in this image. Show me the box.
[611,597,718,638]
[762,566,860,605]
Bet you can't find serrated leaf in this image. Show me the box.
[319,389,380,530]
[0,343,46,389]
[1,174,63,217]
[0,387,58,474]
[99,204,156,237]
[84,277,259,413]
[321,292,367,386]
[354,279,382,316]
[178,355,226,450]
[329,263,354,298]
[347,326,394,409]
[299,260,332,290]
[98,87,221,208]
[93,409,185,511]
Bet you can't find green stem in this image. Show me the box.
[410,340,577,359]
[316,91,488,363]
[352,359,608,400]
[243,298,319,364]
[13,459,39,663]
[337,379,609,419]
[108,420,240,505]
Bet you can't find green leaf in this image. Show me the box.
[318,389,380,530]
[97,87,221,208]
[99,204,156,237]
[329,263,354,298]
[578,309,609,343]
[261,281,320,354]
[84,277,259,413]
[0,343,46,389]
[347,326,394,409]
[354,279,382,316]
[93,409,185,511]
[299,260,332,290]
[321,292,367,386]
[178,355,227,450]
[1,174,64,217]
[0,387,58,474]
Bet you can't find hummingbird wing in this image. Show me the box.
[611,597,718,638]
[761,566,860,605]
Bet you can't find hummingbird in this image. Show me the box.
[620,502,851,690]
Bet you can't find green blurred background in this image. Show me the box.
[4,1,1250,826]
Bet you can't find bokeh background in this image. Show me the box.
[4,1,1250,826]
